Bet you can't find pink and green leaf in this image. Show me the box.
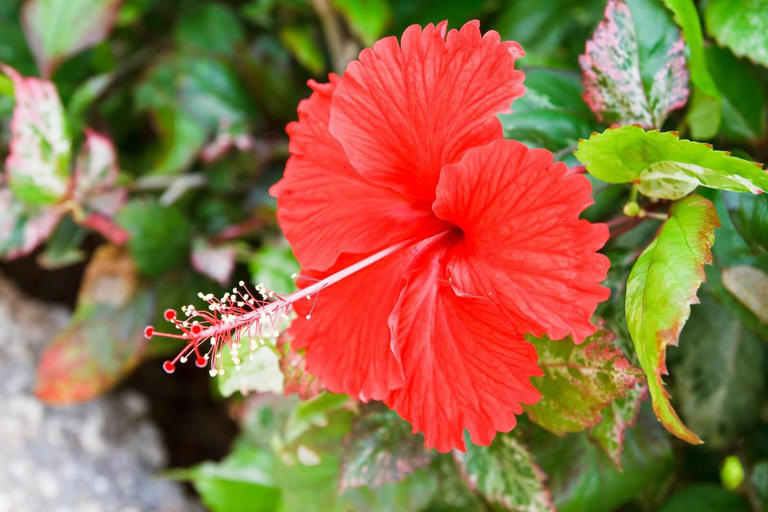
[35,246,151,403]
[339,406,433,491]
[0,187,61,260]
[278,334,325,401]
[2,65,71,205]
[575,125,768,199]
[73,128,126,218]
[190,237,238,286]
[586,383,648,469]
[455,435,554,512]
[625,194,720,444]
[21,0,122,78]
[524,329,644,436]
[579,0,689,128]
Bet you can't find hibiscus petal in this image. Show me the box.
[433,139,610,343]
[329,20,525,203]
[385,239,541,452]
[269,75,442,271]
[288,250,410,401]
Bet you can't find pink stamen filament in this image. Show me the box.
[147,238,414,375]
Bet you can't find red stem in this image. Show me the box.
[81,213,131,245]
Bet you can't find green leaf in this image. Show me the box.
[20,0,120,77]
[673,292,766,447]
[661,0,721,97]
[455,435,554,512]
[586,383,647,469]
[284,392,350,443]
[706,46,767,142]
[279,25,326,75]
[332,0,391,46]
[169,443,280,512]
[116,199,191,277]
[340,406,432,490]
[2,65,71,205]
[575,125,768,199]
[37,216,86,269]
[752,460,768,510]
[498,68,601,153]
[730,193,768,254]
[0,187,61,260]
[249,242,300,293]
[174,3,245,53]
[66,73,111,135]
[685,86,722,140]
[524,330,643,435]
[705,0,768,69]
[579,0,689,129]
[659,485,750,512]
[625,194,719,443]
[529,412,674,512]
[35,247,152,403]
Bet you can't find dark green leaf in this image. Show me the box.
[752,460,768,510]
[673,292,766,447]
[524,330,643,435]
[175,3,245,53]
[37,216,86,269]
[625,195,719,443]
[498,68,600,153]
[279,25,326,75]
[116,199,192,277]
[529,411,674,512]
[455,435,554,512]
[659,485,750,512]
[730,193,768,254]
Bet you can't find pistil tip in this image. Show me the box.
[162,360,176,374]
[144,326,154,339]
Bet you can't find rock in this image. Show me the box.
[0,275,203,512]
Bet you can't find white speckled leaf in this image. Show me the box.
[455,435,554,512]
[586,383,648,469]
[579,0,689,128]
[0,188,61,260]
[73,129,126,217]
[2,65,71,205]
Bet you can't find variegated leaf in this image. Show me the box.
[586,383,648,469]
[0,187,61,260]
[190,237,238,286]
[73,128,126,217]
[579,0,689,128]
[2,65,71,205]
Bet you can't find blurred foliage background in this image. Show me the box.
[1,0,768,511]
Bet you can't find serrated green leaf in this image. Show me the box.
[116,199,192,277]
[169,443,280,512]
[529,411,674,512]
[2,65,71,205]
[586,383,647,469]
[340,406,432,490]
[498,68,601,153]
[332,0,391,46]
[524,330,643,436]
[579,0,688,129]
[575,125,768,199]
[455,435,554,512]
[625,194,719,443]
[21,0,120,77]
[673,292,766,447]
[705,0,768,69]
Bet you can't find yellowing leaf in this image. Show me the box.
[575,125,768,199]
[625,194,719,443]
[524,329,643,436]
[2,65,71,205]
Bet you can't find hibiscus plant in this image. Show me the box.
[2,0,768,511]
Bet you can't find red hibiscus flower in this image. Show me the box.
[269,21,611,451]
